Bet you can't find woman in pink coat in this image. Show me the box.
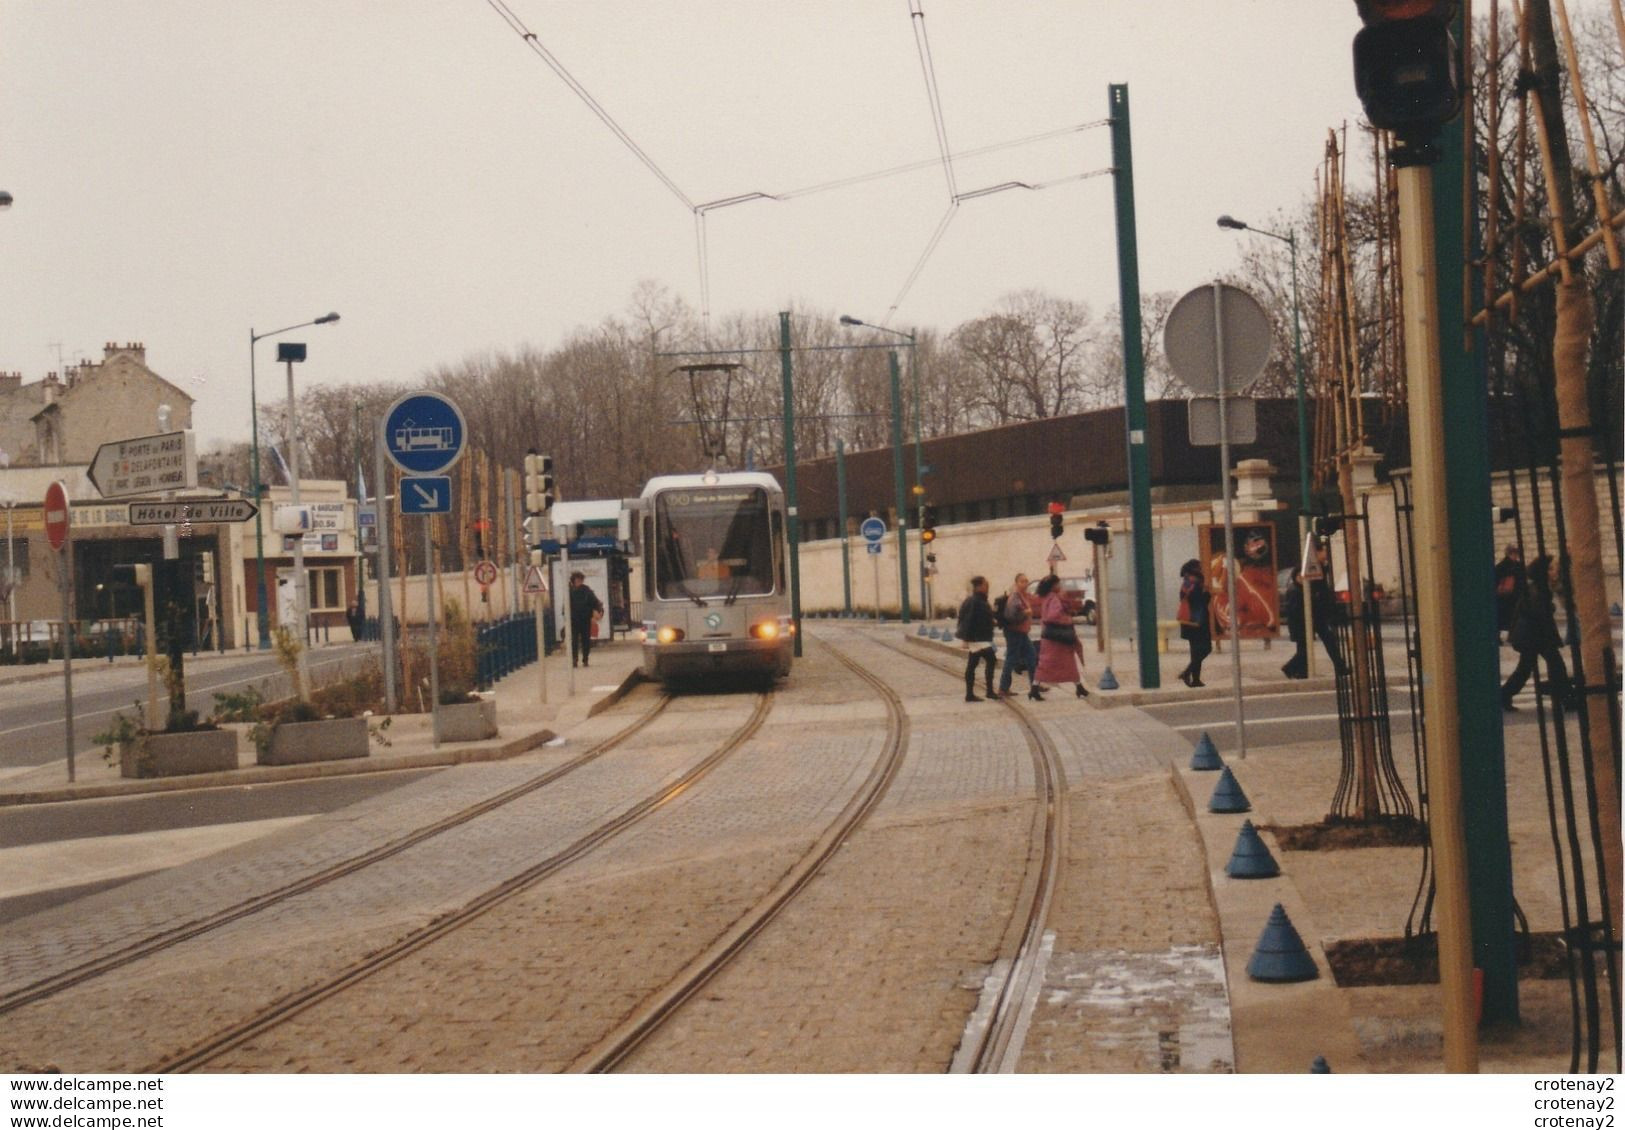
[1033,574,1089,698]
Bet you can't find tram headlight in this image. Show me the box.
[750,617,792,641]
[655,625,685,644]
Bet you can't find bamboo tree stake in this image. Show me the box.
[460,457,474,621]
[1528,0,1623,939]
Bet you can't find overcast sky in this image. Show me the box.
[2,2,1400,448]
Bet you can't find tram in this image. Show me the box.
[633,470,794,683]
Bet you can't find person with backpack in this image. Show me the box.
[995,573,1044,702]
[1501,553,1570,711]
[955,575,998,703]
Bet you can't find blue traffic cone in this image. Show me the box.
[1246,903,1319,982]
[1225,820,1280,879]
[1097,667,1119,690]
[1207,766,1251,813]
[918,623,930,635]
[1189,731,1222,770]
[1309,1056,1332,1073]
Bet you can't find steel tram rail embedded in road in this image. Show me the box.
[860,629,1070,1073]
[570,632,908,1073]
[0,692,677,1019]
[148,691,776,1074]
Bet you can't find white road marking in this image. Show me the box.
[0,816,312,900]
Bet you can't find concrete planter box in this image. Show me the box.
[120,729,239,778]
[437,698,498,743]
[258,716,370,766]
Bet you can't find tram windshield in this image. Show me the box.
[655,486,775,600]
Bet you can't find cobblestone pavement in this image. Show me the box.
[4,624,1228,1074]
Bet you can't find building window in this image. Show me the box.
[2,537,28,580]
[307,566,344,611]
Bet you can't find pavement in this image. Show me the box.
[0,644,645,807]
[1,619,1604,1072]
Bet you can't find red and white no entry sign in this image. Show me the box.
[473,560,498,587]
[44,481,71,552]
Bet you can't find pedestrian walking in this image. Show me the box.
[1034,574,1088,698]
[568,571,604,668]
[1280,566,1308,679]
[1494,544,1526,646]
[1501,553,1570,711]
[1176,558,1211,687]
[955,575,998,702]
[995,573,1044,701]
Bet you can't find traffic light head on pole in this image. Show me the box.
[1083,521,1111,547]
[1352,0,1460,139]
[523,451,555,514]
[920,504,937,544]
[1048,501,1065,540]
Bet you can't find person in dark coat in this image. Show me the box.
[1177,558,1212,687]
[955,575,998,702]
[1493,544,1526,646]
[568,571,605,668]
[1280,566,1310,678]
[1501,553,1570,711]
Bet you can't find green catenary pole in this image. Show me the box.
[889,348,911,623]
[837,437,852,615]
[1108,83,1160,689]
[778,312,803,655]
[1435,25,1517,1021]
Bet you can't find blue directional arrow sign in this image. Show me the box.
[400,475,452,514]
[382,391,468,476]
[860,516,887,544]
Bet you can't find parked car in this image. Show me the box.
[1056,576,1097,625]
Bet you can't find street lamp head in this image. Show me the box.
[316,312,340,325]
[0,191,12,210]
[1217,214,1248,231]
[838,314,864,327]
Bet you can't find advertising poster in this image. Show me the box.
[1199,522,1279,640]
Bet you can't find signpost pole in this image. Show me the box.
[561,534,574,697]
[534,561,548,706]
[1213,283,1247,760]
[872,548,881,623]
[285,357,312,702]
[374,421,397,715]
[425,516,439,749]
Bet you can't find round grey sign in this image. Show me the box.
[1163,282,1274,395]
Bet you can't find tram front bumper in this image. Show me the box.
[644,636,789,677]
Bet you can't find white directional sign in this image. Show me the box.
[128,499,258,526]
[88,431,198,498]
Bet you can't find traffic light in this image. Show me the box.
[1083,522,1110,547]
[920,505,937,544]
[1312,515,1345,539]
[523,450,555,515]
[1352,0,1461,139]
[1048,501,1065,540]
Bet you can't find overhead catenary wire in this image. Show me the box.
[484,2,1106,331]
[486,0,694,212]
[909,0,959,202]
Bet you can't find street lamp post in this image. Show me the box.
[1217,216,1310,513]
[1220,214,1313,673]
[249,313,338,649]
[840,316,921,620]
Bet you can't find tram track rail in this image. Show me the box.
[860,629,1068,1073]
[569,633,909,1073]
[0,691,676,1020]
[150,689,777,1073]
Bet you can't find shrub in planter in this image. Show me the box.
[93,703,238,779]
